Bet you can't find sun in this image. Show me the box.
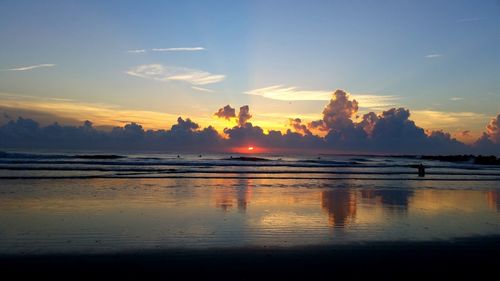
[232,145,262,154]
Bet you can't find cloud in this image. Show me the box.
[214,105,236,120]
[127,49,146,54]
[246,85,331,101]
[126,64,225,85]
[169,73,225,85]
[171,117,199,132]
[308,89,359,132]
[152,47,205,52]
[353,95,400,109]
[1,88,498,155]
[300,90,471,154]
[191,86,215,93]
[238,105,252,126]
[288,118,311,136]
[425,54,443,59]
[0,105,82,127]
[0,94,179,129]
[486,114,500,143]
[0,116,222,151]
[358,112,378,135]
[473,114,500,154]
[222,121,324,151]
[3,64,55,71]
[246,85,399,108]
[410,110,487,132]
[450,97,464,101]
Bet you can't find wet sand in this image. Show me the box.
[1,174,499,279]
[1,236,499,279]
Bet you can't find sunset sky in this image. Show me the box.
[1,0,499,145]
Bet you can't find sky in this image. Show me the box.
[0,0,500,153]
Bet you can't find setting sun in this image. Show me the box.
[232,145,266,154]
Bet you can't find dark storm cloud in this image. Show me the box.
[1,90,498,155]
[214,105,236,120]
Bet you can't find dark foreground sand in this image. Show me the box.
[1,236,499,279]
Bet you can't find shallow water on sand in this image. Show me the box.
[0,177,499,255]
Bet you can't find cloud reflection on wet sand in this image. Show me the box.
[0,178,499,254]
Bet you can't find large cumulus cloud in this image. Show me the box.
[308,89,359,132]
[294,90,472,154]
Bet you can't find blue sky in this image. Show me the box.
[0,0,499,142]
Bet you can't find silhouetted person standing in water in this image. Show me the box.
[418,164,426,177]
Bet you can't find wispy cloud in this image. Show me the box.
[191,86,215,93]
[127,49,146,54]
[3,64,56,71]
[425,54,443,59]
[126,64,225,85]
[246,85,399,108]
[450,97,464,101]
[246,85,331,101]
[152,47,205,52]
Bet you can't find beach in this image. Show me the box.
[0,152,499,277]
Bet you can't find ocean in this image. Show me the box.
[0,151,499,255]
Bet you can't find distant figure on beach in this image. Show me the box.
[177,155,180,158]
[418,164,425,177]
